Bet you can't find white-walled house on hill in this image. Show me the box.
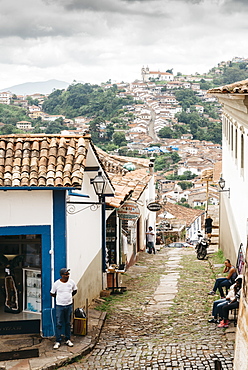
[209,80,248,370]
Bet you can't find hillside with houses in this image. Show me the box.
[0,57,248,216]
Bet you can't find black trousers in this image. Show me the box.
[222,301,239,320]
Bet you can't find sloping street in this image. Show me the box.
[60,247,235,370]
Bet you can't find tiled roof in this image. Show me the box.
[208,79,248,94]
[106,168,151,208]
[96,147,149,173]
[158,202,204,228]
[0,135,90,188]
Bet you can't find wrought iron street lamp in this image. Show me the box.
[218,177,230,198]
[90,171,107,202]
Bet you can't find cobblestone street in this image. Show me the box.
[60,248,235,369]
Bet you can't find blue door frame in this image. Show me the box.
[0,225,51,331]
[0,189,67,337]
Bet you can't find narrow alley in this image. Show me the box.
[60,247,235,370]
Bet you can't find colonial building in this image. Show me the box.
[0,134,114,337]
[141,66,174,82]
[209,79,248,369]
[0,134,155,339]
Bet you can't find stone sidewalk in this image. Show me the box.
[145,249,181,314]
[0,247,236,369]
[61,248,236,369]
[0,309,106,370]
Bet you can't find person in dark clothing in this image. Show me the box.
[205,215,213,238]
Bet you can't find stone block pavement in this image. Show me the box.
[0,309,107,370]
[61,248,236,369]
[0,246,237,370]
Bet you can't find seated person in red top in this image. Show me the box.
[208,259,237,298]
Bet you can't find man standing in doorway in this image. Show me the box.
[50,268,77,349]
[146,226,156,254]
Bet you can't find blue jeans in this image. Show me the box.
[222,301,239,320]
[212,299,230,318]
[55,304,73,342]
[213,278,232,297]
[147,242,155,254]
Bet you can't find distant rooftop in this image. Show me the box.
[208,79,248,94]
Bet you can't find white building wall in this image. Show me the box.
[0,190,52,226]
[220,112,248,260]
[213,96,248,369]
[66,171,103,307]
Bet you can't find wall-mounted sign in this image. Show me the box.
[147,202,162,212]
[117,200,140,220]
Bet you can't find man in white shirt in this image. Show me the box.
[146,226,156,254]
[50,268,77,349]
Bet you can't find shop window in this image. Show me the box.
[0,235,41,315]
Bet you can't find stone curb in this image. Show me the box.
[38,311,107,370]
[0,310,107,370]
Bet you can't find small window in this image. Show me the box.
[235,128,238,159]
[241,134,244,169]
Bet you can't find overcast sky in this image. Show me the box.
[0,0,247,89]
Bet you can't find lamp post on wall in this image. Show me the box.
[90,171,107,202]
[217,176,230,251]
[218,177,230,198]
[90,171,107,273]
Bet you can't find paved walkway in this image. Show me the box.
[0,309,106,370]
[60,248,236,369]
[0,247,236,369]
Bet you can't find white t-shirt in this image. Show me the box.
[50,279,77,306]
[147,230,154,243]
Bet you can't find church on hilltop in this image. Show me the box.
[141,66,174,82]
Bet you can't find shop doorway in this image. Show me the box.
[0,234,41,326]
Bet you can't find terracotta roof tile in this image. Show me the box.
[208,79,248,94]
[158,202,204,228]
[0,134,90,188]
[106,168,151,208]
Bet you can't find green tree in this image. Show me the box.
[175,89,200,110]
[158,127,174,138]
[105,123,115,140]
[112,132,127,147]
[45,120,66,134]
[42,83,135,121]
[0,124,16,135]
[89,117,104,144]
[178,181,193,190]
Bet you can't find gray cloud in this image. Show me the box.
[0,0,248,88]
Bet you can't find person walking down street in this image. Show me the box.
[208,259,237,298]
[146,226,156,254]
[205,215,213,238]
[50,268,77,349]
